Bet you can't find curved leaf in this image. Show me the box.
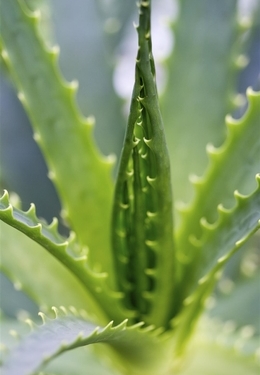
[176,89,260,291]
[1,311,172,375]
[0,191,134,325]
[0,0,115,283]
[195,174,260,280]
[161,0,253,204]
[0,318,116,375]
[50,0,126,158]
[0,221,97,314]
[171,177,260,351]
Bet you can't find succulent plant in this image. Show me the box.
[0,0,259,374]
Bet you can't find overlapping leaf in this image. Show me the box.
[175,89,260,298]
[0,191,135,325]
[1,310,172,375]
[171,178,260,351]
[161,0,252,204]
[0,220,94,314]
[0,0,115,284]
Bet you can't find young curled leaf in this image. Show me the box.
[111,0,175,328]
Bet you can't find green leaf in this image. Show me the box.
[50,0,126,158]
[0,191,132,325]
[111,0,175,328]
[195,175,260,281]
[171,177,260,352]
[1,311,172,375]
[0,0,115,283]
[176,89,260,288]
[161,0,251,204]
[42,346,117,375]
[0,319,116,375]
[0,220,98,315]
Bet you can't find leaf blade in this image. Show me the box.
[111,0,175,327]
[176,89,260,293]
[0,0,115,282]
[161,0,251,204]
[0,191,132,325]
[1,313,171,375]
[0,220,98,315]
[171,177,260,351]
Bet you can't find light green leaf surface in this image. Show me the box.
[171,178,260,351]
[0,319,116,375]
[42,346,117,375]
[0,221,99,315]
[176,89,260,284]
[0,312,172,375]
[161,0,250,204]
[0,0,115,283]
[0,191,132,325]
[50,0,126,158]
[195,176,260,281]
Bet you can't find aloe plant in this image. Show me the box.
[0,0,259,374]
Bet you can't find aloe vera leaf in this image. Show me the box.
[24,0,53,42]
[161,0,251,204]
[171,178,260,351]
[0,319,116,375]
[195,175,260,279]
[176,89,260,282]
[1,312,172,375]
[42,345,117,375]
[111,0,175,327]
[0,221,99,315]
[0,0,115,283]
[0,191,134,325]
[50,0,125,157]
